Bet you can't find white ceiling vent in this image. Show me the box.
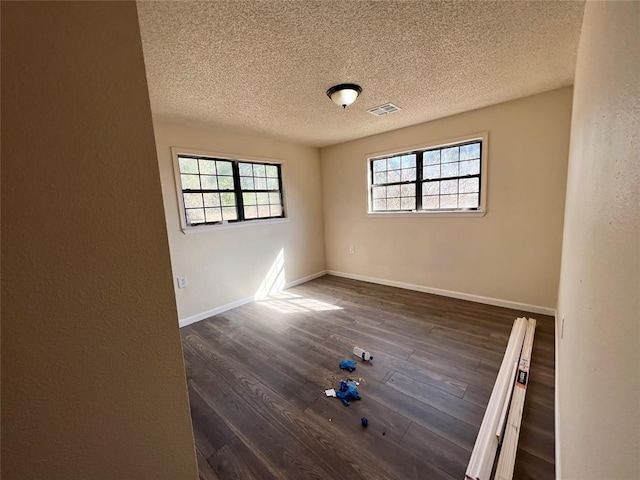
[367,103,401,116]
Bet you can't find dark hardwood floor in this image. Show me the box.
[181,275,555,480]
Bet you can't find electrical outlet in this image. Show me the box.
[177,276,188,289]
[349,245,355,254]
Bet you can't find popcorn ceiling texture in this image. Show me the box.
[137,0,584,147]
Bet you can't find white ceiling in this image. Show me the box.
[137,1,585,148]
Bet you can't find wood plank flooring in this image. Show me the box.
[181,275,555,480]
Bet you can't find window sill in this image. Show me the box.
[366,210,486,218]
[182,217,290,234]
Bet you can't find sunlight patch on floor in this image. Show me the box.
[254,248,342,313]
[256,291,342,314]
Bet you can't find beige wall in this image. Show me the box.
[320,88,572,310]
[1,2,197,479]
[153,122,326,321]
[557,2,640,478]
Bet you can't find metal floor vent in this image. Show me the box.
[367,103,401,116]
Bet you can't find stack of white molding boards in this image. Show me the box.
[465,317,537,480]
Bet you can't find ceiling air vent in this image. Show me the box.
[367,103,401,116]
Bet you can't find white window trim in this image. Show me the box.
[365,131,488,218]
[171,147,289,234]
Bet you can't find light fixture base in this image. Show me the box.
[326,83,362,108]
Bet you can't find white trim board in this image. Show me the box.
[284,270,328,289]
[178,270,327,328]
[326,270,556,316]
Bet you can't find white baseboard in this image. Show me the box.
[326,270,556,316]
[284,270,327,289]
[178,270,328,328]
[178,296,254,328]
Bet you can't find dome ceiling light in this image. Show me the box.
[326,83,362,109]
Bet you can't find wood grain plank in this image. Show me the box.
[196,449,222,480]
[206,437,279,480]
[400,421,472,478]
[386,372,486,427]
[188,387,236,458]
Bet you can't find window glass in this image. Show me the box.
[177,155,284,226]
[370,140,482,213]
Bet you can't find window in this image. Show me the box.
[368,135,486,215]
[174,152,285,229]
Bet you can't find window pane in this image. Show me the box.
[203,193,220,207]
[401,154,416,168]
[181,174,200,190]
[183,193,203,208]
[186,208,205,224]
[460,142,480,160]
[179,157,285,226]
[441,179,458,194]
[372,186,386,199]
[460,160,480,176]
[423,196,439,209]
[424,165,441,180]
[372,198,386,210]
[401,197,415,210]
[199,159,216,174]
[387,197,400,209]
[441,146,459,163]
[372,159,387,172]
[423,181,439,196]
[441,163,458,178]
[368,140,482,215]
[200,175,218,190]
[218,176,234,190]
[424,150,440,165]
[240,177,254,190]
[220,192,235,206]
[253,164,266,177]
[374,172,387,185]
[179,157,198,174]
[239,163,253,176]
[401,184,415,197]
[388,156,401,170]
[268,192,281,205]
[222,206,237,220]
[388,170,401,183]
[387,185,400,197]
[258,205,271,218]
[459,177,479,193]
[254,177,267,190]
[270,204,283,216]
[205,208,222,223]
[244,205,258,219]
[440,194,457,208]
[266,165,278,177]
[401,168,416,182]
[243,192,257,205]
[216,161,233,175]
[459,193,479,208]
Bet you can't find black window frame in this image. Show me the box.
[368,138,483,214]
[176,153,285,228]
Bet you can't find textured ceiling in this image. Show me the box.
[137,1,584,148]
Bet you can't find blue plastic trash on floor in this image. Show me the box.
[339,359,357,372]
[335,380,360,406]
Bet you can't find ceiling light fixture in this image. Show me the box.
[326,83,362,109]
